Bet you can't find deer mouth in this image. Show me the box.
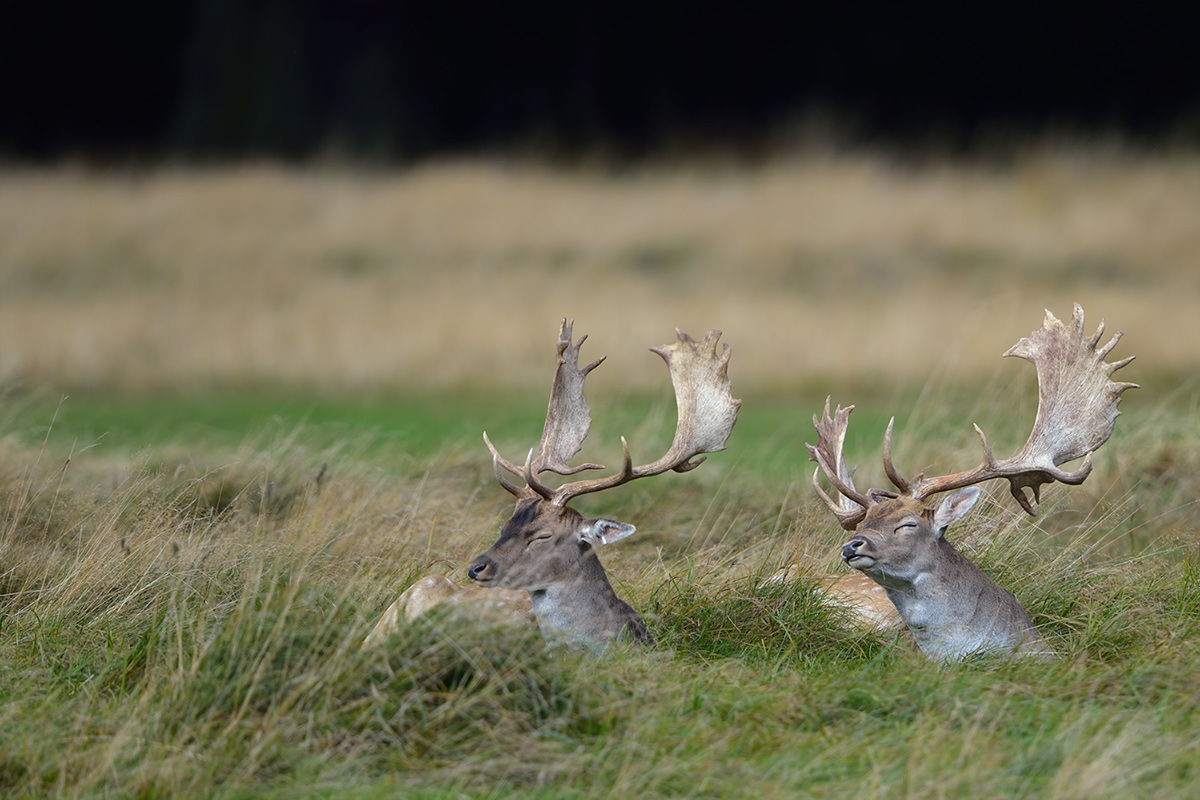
[842,541,876,569]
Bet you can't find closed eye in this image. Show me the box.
[894,521,918,533]
[527,533,554,546]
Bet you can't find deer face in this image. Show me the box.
[467,497,635,593]
[841,489,981,583]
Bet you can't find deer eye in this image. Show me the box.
[895,521,919,533]
[527,533,554,546]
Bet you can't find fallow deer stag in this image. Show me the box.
[468,320,740,649]
[366,319,740,651]
[809,304,1136,661]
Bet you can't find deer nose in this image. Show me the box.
[467,558,493,582]
[842,540,865,560]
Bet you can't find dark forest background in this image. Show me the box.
[3,0,1199,161]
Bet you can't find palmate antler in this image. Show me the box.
[486,319,741,507]
[810,304,1137,530]
[806,399,874,529]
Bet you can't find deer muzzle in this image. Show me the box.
[467,557,496,583]
[841,539,875,569]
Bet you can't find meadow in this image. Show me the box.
[1,152,1199,798]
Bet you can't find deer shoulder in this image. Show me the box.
[808,304,1135,661]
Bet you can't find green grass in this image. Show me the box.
[2,388,1199,798]
[2,391,532,464]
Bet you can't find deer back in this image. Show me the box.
[362,575,534,648]
[815,573,905,632]
[761,565,903,632]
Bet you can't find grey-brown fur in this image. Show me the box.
[468,497,653,650]
[466,322,738,650]
[468,321,739,651]
[841,491,1052,661]
[813,305,1134,661]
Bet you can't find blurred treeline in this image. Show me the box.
[3,0,1199,161]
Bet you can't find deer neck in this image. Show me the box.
[880,540,1047,661]
[873,539,967,630]
[527,548,647,649]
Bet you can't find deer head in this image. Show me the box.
[810,304,1136,660]
[838,490,982,587]
[466,498,635,592]
[468,319,741,648]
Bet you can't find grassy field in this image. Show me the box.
[2,154,1200,797]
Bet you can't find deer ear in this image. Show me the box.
[932,487,981,538]
[579,518,636,547]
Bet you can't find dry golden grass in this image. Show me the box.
[2,153,1197,395]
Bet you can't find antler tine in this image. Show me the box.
[806,397,873,528]
[550,329,741,505]
[905,303,1137,513]
[1095,325,1138,385]
[485,436,536,499]
[881,417,912,494]
[484,431,526,483]
[811,468,868,531]
[522,448,556,502]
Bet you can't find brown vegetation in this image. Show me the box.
[2,154,1197,395]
